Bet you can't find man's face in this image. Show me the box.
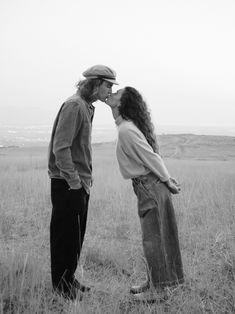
[97,81,113,102]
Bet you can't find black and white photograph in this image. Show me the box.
[0,0,234,313]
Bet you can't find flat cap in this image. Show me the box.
[83,65,118,85]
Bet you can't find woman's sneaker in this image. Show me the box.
[130,281,150,294]
[132,288,168,304]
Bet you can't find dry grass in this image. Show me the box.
[0,144,234,313]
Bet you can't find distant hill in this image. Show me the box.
[157,134,235,160]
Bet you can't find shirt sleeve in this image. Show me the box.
[53,101,82,188]
[120,127,170,182]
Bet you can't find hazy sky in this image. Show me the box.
[1,0,235,130]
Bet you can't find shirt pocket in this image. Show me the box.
[80,120,91,144]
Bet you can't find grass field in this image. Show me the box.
[0,136,235,313]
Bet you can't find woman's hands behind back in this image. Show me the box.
[165,178,181,194]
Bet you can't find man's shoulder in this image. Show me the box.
[62,93,87,114]
[65,93,85,106]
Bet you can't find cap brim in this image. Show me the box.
[84,75,119,85]
[103,78,119,85]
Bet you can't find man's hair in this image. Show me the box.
[76,78,103,103]
[119,86,159,153]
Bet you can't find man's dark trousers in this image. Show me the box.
[50,178,89,293]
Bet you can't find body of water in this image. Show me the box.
[0,124,234,147]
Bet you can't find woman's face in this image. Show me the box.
[105,88,124,108]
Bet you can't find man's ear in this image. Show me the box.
[92,86,100,100]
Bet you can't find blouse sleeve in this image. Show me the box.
[120,127,170,182]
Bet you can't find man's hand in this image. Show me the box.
[69,181,83,190]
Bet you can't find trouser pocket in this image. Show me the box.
[132,180,157,218]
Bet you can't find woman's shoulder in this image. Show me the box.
[119,119,135,131]
[119,120,141,140]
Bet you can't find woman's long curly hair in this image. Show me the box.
[119,87,159,153]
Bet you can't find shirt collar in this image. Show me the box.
[87,102,95,111]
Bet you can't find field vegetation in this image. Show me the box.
[0,134,235,313]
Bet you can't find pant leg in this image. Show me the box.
[138,190,169,287]
[70,190,90,279]
[133,177,184,288]
[50,178,89,291]
[160,188,184,286]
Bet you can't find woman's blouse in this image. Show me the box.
[115,116,170,182]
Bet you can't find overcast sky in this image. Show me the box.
[1,0,235,131]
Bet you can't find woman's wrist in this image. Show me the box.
[164,179,171,186]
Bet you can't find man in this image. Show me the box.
[48,65,118,299]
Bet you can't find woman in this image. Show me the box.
[106,87,184,297]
